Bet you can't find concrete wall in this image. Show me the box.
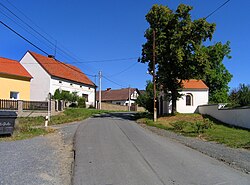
[20,52,51,101]
[101,102,129,111]
[0,75,30,100]
[198,104,250,129]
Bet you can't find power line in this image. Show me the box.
[109,61,138,77]
[205,0,230,19]
[0,1,94,72]
[0,20,49,55]
[102,75,126,88]
[0,2,56,48]
[80,57,138,63]
[0,8,55,52]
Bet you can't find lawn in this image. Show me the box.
[136,112,250,149]
[0,108,111,141]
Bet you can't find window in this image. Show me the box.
[80,85,82,88]
[59,81,62,84]
[82,94,88,102]
[70,83,73,86]
[10,91,19,100]
[186,94,193,106]
[116,102,121,105]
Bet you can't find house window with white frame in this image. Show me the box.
[186,93,193,106]
[10,91,19,100]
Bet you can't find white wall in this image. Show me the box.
[177,90,208,113]
[131,90,139,100]
[21,52,96,105]
[162,90,208,114]
[20,52,51,101]
[198,105,250,129]
[51,77,95,106]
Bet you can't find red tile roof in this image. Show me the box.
[0,57,32,79]
[96,88,138,101]
[29,51,95,87]
[181,79,208,90]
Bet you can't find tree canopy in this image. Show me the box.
[140,4,232,114]
[136,80,155,113]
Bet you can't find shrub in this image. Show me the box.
[170,121,188,131]
[192,119,213,134]
[78,97,86,108]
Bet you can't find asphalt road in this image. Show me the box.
[73,113,250,185]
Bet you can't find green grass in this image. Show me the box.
[136,112,250,149]
[0,108,112,141]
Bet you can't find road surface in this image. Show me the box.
[73,113,250,185]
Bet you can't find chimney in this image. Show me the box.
[48,55,55,59]
[106,88,111,91]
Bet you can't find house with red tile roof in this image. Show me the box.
[20,51,96,107]
[0,57,32,100]
[96,88,140,106]
[159,79,209,114]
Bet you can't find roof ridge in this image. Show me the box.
[28,51,95,86]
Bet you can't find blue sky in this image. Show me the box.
[0,0,248,91]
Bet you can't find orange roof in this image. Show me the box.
[29,51,95,87]
[181,79,208,90]
[96,88,138,101]
[0,57,32,79]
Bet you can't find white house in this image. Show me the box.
[96,88,140,106]
[159,79,209,114]
[20,51,96,107]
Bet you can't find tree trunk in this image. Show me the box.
[171,90,177,115]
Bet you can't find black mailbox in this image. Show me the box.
[0,111,17,135]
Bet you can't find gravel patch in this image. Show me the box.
[0,121,81,185]
[139,123,250,174]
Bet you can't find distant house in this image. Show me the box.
[159,79,209,114]
[20,51,96,107]
[96,88,140,106]
[0,57,32,100]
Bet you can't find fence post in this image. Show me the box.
[18,100,23,115]
[51,100,56,115]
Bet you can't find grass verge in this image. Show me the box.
[135,112,250,149]
[0,108,112,142]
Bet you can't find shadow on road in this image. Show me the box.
[92,112,137,121]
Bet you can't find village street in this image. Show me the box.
[73,113,250,185]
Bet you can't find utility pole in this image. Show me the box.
[98,71,102,110]
[153,30,157,122]
[128,86,131,111]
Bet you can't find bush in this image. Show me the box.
[88,105,95,109]
[192,119,213,134]
[78,97,86,108]
[229,84,250,106]
[170,121,188,131]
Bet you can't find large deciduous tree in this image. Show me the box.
[140,4,231,114]
[201,42,232,103]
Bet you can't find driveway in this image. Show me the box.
[73,113,250,185]
[0,121,79,185]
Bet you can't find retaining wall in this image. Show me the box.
[198,104,250,129]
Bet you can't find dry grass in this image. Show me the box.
[157,113,203,127]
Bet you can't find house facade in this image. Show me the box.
[0,57,32,100]
[20,51,96,107]
[96,88,140,106]
[159,80,209,114]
